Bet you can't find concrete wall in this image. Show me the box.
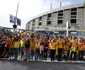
[35,18,39,26]
[77,7,84,30]
[42,15,47,26]
[63,9,70,25]
[51,12,58,26]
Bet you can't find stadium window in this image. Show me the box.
[71,12,77,15]
[48,13,51,17]
[58,13,63,16]
[39,22,42,26]
[58,20,63,24]
[71,8,77,11]
[39,17,42,21]
[71,16,76,18]
[58,10,63,13]
[47,21,51,25]
[64,9,70,11]
[71,19,76,23]
[33,24,35,26]
[78,7,84,9]
[39,17,42,19]
[33,19,35,23]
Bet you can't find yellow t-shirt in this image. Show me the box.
[70,39,77,48]
[65,41,70,50]
[58,39,63,48]
[20,39,25,47]
[30,41,35,51]
[35,42,40,48]
[49,42,56,50]
[14,41,20,48]
[56,43,58,55]
[9,38,14,48]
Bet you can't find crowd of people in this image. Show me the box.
[0,31,85,62]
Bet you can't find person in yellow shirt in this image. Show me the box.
[14,38,20,60]
[57,36,64,61]
[64,37,70,60]
[19,38,25,60]
[70,36,77,60]
[49,38,56,61]
[8,37,14,60]
[30,38,35,60]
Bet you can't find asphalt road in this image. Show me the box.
[0,59,85,70]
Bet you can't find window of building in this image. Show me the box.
[58,20,63,24]
[71,12,77,15]
[33,24,35,26]
[48,13,51,17]
[58,10,63,13]
[39,17,42,19]
[39,22,42,26]
[39,17,42,21]
[47,21,51,25]
[64,9,70,11]
[71,19,76,23]
[58,13,63,16]
[71,16,76,18]
[33,19,35,23]
[71,8,77,11]
[78,7,84,9]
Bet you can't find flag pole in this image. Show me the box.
[13,0,20,34]
[15,0,20,25]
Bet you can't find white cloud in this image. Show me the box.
[0,0,71,29]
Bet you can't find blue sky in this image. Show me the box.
[57,0,84,4]
[0,0,84,29]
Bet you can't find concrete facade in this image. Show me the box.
[26,3,85,32]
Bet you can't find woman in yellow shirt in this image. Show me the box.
[49,38,56,61]
[14,38,20,60]
[57,36,64,61]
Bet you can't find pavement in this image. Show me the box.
[0,59,85,70]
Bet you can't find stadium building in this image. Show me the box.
[26,3,85,36]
